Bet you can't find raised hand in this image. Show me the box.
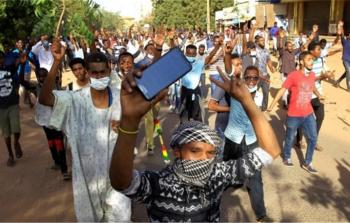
[243,23,248,33]
[167,28,175,40]
[51,39,66,62]
[153,29,165,47]
[210,66,252,103]
[228,36,239,53]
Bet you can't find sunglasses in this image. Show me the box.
[244,76,259,81]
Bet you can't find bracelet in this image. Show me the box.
[118,126,139,135]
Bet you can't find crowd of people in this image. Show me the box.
[0,18,349,222]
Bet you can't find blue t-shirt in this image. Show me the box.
[270,26,279,37]
[341,37,350,63]
[181,59,205,90]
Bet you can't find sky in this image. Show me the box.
[94,0,152,20]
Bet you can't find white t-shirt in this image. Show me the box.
[65,81,89,91]
[35,84,130,222]
[31,41,54,71]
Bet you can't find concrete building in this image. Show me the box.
[283,0,350,35]
[215,0,349,35]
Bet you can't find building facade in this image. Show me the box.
[215,0,349,35]
[284,0,350,35]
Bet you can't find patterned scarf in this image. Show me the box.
[170,121,222,150]
[173,158,215,187]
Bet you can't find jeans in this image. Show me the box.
[296,98,324,143]
[338,60,350,90]
[210,74,221,95]
[223,137,266,219]
[169,83,181,111]
[200,73,206,98]
[283,114,317,165]
[258,76,270,111]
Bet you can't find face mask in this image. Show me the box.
[248,85,258,93]
[250,50,257,56]
[90,76,110,90]
[304,67,312,75]
[43,40,49,48]
[186,56,196,64]
[146,54,154,60]
[173,158,215,187]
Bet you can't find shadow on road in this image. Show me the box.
[300,158,350,221]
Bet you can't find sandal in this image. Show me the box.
[63,173,71,181]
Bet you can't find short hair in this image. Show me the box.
[320,39,327,45]
[255,35,263,42]
[308,41,321,51]
[285,41,292,47]
[85,52,109,71]
[186,44,197,51]
[244,66,259,76]
[198,44,205,49]
[299,51,312,62]
[37,67,48,76]
[117,52,134,64]
[144,43,154,50]
[231,53,240,60]
[69,58,86,69]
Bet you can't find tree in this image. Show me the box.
[151,0,233,30]
[0,0,124,49]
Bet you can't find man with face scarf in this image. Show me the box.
[109,69,280,222]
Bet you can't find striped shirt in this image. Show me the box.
[256,46,270,76]
[208,47,225,75]
[312,57,325,98]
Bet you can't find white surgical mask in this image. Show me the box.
[248,85,258,93]
[304,68,312,76]
[146,54,154,60]
[90,76,110,90]
[250,50,257,56]
[186,56,196,64]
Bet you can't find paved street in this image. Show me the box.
[1,52,350,222]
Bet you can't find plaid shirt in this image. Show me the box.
[256,46,271,76]
[121,148,272,222]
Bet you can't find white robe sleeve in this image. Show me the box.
[34,90,73,133]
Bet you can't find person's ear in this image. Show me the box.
[173,148,181,158]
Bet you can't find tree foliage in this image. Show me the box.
[151,0,233,30]
[0,0,124,46]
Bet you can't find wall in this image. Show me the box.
[303,1,330,34]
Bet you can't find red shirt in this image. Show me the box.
[282,70,315,117]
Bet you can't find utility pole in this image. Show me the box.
[207,0,210,33]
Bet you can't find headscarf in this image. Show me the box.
[170,121,222,150]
